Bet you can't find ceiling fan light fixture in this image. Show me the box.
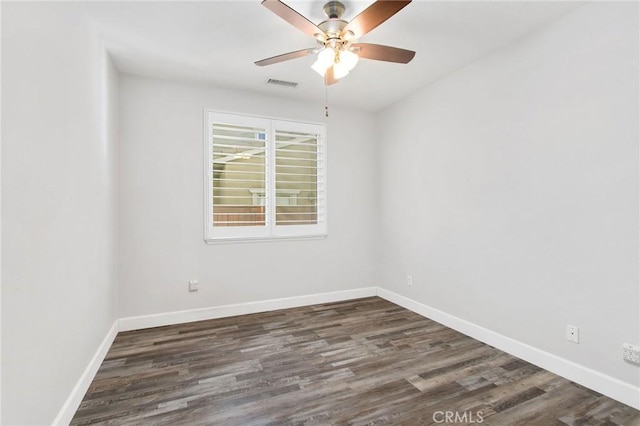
[311,47,336,76]
[340,49,359,71]
[311,59,328,76]
[333,61,350,79]
[317,47,335,68]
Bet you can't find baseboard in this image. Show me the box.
[119,287,378,332]
[52,321,119,426]
[376,287,640,410]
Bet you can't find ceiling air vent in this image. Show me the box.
[266,78,298,88]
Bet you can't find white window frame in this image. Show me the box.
[204,110,327,243]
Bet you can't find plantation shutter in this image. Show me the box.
[205,112,326,242]
[206,113,270,239]
[272,120,326,237]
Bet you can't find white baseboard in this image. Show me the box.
[376,287,640,410]
[119,287,378,332]
[52,321,119,426]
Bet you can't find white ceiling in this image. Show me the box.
[86,1,584,112]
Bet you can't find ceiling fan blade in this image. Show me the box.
[341,0,411,39]
[352,43,415,63]
[261,0,324,39]
[324,66,339,86]
[255,48,315,66]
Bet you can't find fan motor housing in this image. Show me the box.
[323,1,345,19]
[318,18,348,36]
[318,0,348,40]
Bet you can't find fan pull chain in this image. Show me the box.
[325,86,329,117]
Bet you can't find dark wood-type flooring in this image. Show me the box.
[71,297,640,425]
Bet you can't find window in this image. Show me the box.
[204,111,327,242]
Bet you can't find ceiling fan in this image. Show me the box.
[255,0,415,85]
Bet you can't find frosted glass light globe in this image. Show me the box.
[333,61,350,79]
[340,50,359,71]
[311,47,336,76]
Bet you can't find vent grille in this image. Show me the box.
[266,78,299,88]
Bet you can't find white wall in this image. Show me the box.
[376,1,639,389]
[2,1,637,422]
[1,3,119,425]
[118,75,377,318]
[0,3,4,422]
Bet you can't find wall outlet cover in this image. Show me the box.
[566,325,579,344]
[623,343,640,364]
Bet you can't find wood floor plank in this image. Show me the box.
[71,297,640,425]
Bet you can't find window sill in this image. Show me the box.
[204,234,328,245]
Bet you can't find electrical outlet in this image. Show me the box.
[189,280,198,292]
[566,325,579,343]
[407,275,413,286]
[623,343,640,364]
